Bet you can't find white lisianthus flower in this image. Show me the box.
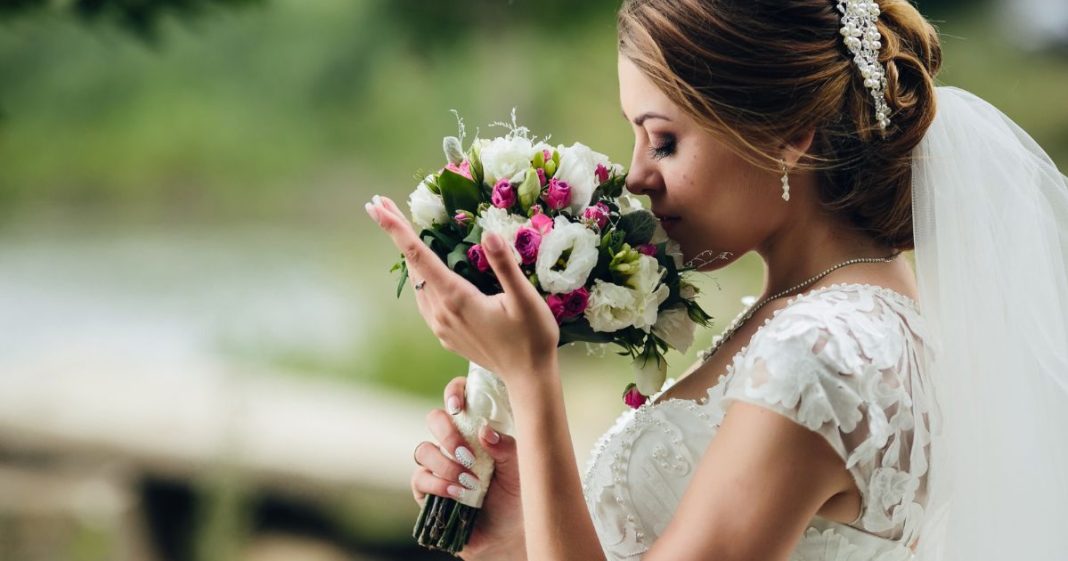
[409,176,448,230]
[653,306,696,352]
[633,351,668,396]
[634,283,670,332]
[477,207,526,262]
[584,280,643,332]
[481,136,534,185]
[536,216,600,293]
[626,254,666,294]
[555,142,611,215]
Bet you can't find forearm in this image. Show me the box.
[509,367,607,561]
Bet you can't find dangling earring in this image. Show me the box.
[780,159,790,202]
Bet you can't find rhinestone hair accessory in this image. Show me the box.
[837,0,891,131]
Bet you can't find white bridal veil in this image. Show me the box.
[912,86,1068,560]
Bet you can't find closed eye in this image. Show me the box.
[648,136,676,160]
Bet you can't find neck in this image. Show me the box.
[756,201,893,299]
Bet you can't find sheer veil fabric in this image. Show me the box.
[912,86,1068,560]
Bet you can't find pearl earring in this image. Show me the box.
[780,159,790,201]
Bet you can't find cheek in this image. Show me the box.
[673,149,774,255]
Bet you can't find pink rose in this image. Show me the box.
[446,160,472,180]
[595,163,610,184]
[467,244,490,273]
[514,227,542,266]
[546,287,589,323]
[530,213,554,236]
[622,383,648,409]
[543,178,571,211]
[536,168,547,186]
[582,202,610,230]
[637,243,658,257]
[491,179,517,209]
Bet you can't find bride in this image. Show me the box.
[365,0,1068,560]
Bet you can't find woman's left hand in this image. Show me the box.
[365,195,560,381]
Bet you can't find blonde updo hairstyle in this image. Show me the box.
[618,0,942,251]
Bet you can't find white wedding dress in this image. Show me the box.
[582,282,936,561]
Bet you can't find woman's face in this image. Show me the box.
[617,54,787,270]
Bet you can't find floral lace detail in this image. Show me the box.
[582,284,933,561]
[721,283,934,544]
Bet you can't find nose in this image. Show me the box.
[625,145,663,197]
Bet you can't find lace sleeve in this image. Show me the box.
[720,290,929,541]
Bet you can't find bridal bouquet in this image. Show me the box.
[393,112,711,554]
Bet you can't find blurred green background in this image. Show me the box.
[0,1,1064,560]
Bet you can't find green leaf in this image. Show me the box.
[559,320,618,345]
[446,244,470,270]
[438,168,482,215]
[462,223,484,245]
[394,259,409,298]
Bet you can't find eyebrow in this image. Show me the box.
[621,110,672,126]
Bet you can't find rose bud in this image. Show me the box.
[514,226,542,266]
[467,244,490,273]
[637,243,658,257]
[595,163,610,184]
[543,178,572,210]
[583,202,610,230]
[491,179,517,209]
[622,383,648,409]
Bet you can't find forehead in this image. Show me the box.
[617,54,676,121]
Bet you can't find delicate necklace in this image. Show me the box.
[697,252,901,364]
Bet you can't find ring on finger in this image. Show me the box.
[414,279,427,291]
[413,441,429,466]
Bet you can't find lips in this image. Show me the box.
[654,213,681,231]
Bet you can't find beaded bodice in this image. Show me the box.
[581,283,936,561]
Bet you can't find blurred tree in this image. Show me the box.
[0,0,263,42]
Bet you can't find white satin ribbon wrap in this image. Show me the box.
[446,361,515,508]
[912,86,1068,560]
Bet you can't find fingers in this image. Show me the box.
[444,376,467,415]
[365,195,457,299]
[482,232,539,307]
[426,409,476,469]
[412,439,481,490]
[411,466,469,504]
[477,420,516,465]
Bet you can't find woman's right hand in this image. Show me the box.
[411,376,526,561]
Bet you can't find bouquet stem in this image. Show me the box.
[412,362,514,555]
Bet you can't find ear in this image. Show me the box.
[782,128,817,169]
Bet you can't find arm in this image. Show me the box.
[643,400,856,561]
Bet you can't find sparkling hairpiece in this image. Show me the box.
[837,0,891,131]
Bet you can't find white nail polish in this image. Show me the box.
[372,194,382,205]
[458,472,479,490]
[447,396,460,415]
[447,485,465,500]
[454,446,475,469]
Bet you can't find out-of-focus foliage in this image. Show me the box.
[0,0,263,41]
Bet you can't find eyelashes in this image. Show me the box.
[648,136,676,160]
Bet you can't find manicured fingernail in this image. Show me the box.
[364,202,379,223]
[447,485,466,500]
[372,194,382,205]
[454,446,475,469]
[447,396,461,415]
[458,472,479,490]
[481,423,500,445]
[483,232,501,252]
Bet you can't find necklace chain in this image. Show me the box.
[697,252,901,364]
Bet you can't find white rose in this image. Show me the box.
[408,176,448,230]
[554,142,611,215]
[584,280,643,332]
[536,216,600,294]
[477,207,526,262]
[633,352,668,396]
[653,306,697,352]
[481,136,533,185]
